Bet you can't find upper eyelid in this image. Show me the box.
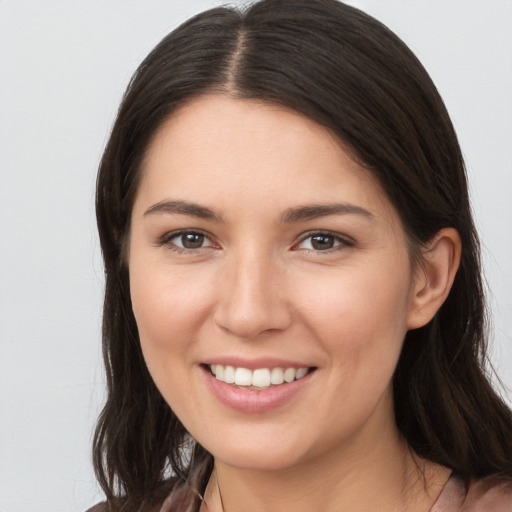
[158,228,216,246]
[161,228,211,239]
[291,232,355,255]
[295,230,354,245]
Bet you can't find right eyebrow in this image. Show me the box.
[143,199,223,222]
[281,202,375,223]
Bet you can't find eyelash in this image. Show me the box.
[158,230,216,253]
[157,230,354,254]
[294,231,354,253]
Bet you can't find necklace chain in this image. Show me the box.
[216,470,226,512]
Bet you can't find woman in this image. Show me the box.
[90,0,512,511]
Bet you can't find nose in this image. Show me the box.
[213,250,293,340]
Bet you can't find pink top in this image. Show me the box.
[430,474,512,511]
[156,473,512,512]
[87,473,512,511]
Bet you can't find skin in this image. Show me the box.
[128,95,460,511]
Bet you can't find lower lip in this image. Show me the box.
[202,366,315,413]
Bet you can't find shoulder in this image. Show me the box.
[84,478,195,512]
[84,504,106,512]
[464,477,512,511]
[433,474,512,511]
[84,500,170,512]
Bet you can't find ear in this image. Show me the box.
[407,227,462,330]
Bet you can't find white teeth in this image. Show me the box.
[252,368,271,388]
[270,367,284,385]
[209,365,310,388]
[284,367,296,383]
[295,367,308,379]
[224,365,235,384]
[234,367,253,386]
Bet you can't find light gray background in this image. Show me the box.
[1,1,511,511]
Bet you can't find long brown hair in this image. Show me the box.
[93,0,512,510]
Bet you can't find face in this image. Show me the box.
[128,95,419,472]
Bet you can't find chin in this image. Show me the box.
[193,424,323,473]
[212,446,306,472]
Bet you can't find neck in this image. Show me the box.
[202,396,450,512]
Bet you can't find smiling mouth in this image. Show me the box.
[205,364,316,390]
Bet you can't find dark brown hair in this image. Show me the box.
[93,0,512,510]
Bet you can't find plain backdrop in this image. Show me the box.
[1,1,511,511]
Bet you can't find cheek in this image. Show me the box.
[291,265,412,434]
[295,263,412,372]
[128,262,220,419]
[129,260,216,371]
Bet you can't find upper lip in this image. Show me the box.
[201,357,316,371]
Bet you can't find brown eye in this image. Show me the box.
[163,231,212,251]
[180,233,205,249]
[295,232,352,252]
[310,234,335,250]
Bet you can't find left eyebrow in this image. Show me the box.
[281,203,375,223]
[143,199,222,221]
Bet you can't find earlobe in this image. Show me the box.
[407,228,462,330]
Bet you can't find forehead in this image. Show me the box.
[135,94,395,222]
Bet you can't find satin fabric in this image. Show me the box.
[87,472,512,511]
[431,474,512,511]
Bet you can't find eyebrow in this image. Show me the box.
[281,203,375,223]
[143,199,222,221]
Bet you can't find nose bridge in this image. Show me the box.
[214,243,291,339]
